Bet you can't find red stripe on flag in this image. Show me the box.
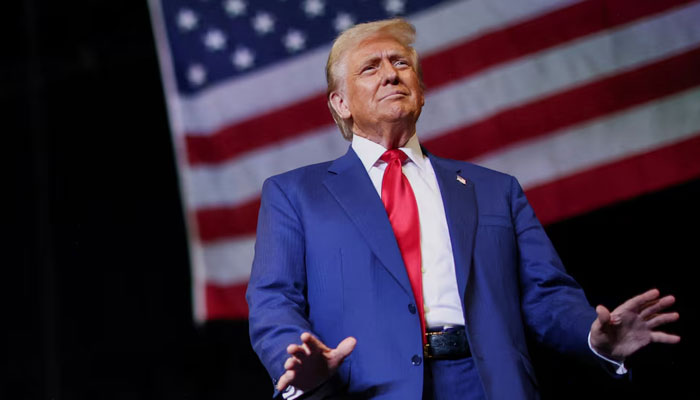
[527,133,700,225]
[421,0,697,89]
[205,282,249,319]
[196,198,260,242]
[184,0,695,166]
[186,94,333,165]
[425,46,700,161]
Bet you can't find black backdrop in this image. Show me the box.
[5,1,697,399]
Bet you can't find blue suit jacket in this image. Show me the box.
[247,147,598,399]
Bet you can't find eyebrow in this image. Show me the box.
[357,51,410,68]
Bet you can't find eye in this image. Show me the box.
[361,64,376,74]
[394,59,409,67]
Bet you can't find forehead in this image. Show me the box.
[348,35,411,63]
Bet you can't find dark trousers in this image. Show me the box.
[299,357,487,400]
[423,357,487,400]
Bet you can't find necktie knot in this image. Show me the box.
[380,149,408,164]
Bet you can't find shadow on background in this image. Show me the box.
[5,1,696,399]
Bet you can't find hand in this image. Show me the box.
[590,288,680,361]
[277,332,357,393]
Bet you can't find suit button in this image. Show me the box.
[408,304,417,314]
[411,355,422,366]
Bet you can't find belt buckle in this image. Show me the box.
[423,342,432,359]
[423,330,444,359]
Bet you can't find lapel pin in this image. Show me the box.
[456,175,467,185]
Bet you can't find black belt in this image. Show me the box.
[424,326,471,360]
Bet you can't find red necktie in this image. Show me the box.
[380,149,426,344]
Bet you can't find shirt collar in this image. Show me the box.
[351,133,426,172]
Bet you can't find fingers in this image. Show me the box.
[287,343,309,359]
[284,356,301,370]
[646,312,680,329]
[287,332,324,359]
[276,370,295,391]
[618,288,660,312]
[302,332,330,354]
[334,336,357,359]
[640,295,676,319]
[278,333,355,392]
[284,332,334,370]
[650,331,681,344]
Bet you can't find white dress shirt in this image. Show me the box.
[351,133,465,328]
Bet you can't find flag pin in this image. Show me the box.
[456,175,467,185]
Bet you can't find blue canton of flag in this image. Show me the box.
[160,0,447,95]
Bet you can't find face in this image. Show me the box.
[333,35,424,135]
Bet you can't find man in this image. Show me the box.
[246,19,679,399]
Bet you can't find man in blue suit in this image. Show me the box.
[246,19,679,399]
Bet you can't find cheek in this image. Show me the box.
[413,81,425,106]
[351,84,376,105]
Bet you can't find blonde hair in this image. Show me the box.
[326,19,423,140]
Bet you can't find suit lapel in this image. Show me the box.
[323,148,414,298]
[428,154,478,310]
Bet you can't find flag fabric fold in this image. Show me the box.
[149,0,700,321]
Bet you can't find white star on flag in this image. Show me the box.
[203,28,227,51]
[283,29,306,53]
[187,64,206,87]
[223,0,247,17]
[231,47,255,70]
[176,8,198,31]
[333,12,354,32]
[384,0,406,16]
[302,0,324,18]
[252,11,275,35]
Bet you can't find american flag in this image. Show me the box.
[149,0,700,321]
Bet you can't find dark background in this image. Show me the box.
[5,1,697,399]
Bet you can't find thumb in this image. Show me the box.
[595,305,610,324]
[335,336,357,359]
[595,304,620,326]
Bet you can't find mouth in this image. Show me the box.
[380,91,408,101]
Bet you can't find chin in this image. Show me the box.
[381,104,416,119]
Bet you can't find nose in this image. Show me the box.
[380,59,399,85]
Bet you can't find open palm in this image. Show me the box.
[590,288,680,361]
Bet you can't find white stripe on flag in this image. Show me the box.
[412,0,582,54]
[475,87,700,189]
[188,126,347,209]
[202,236,257,285]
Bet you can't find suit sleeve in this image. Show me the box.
[509,176,598,361]
[246,177,312,386]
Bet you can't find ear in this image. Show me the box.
[329,91,352,119]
